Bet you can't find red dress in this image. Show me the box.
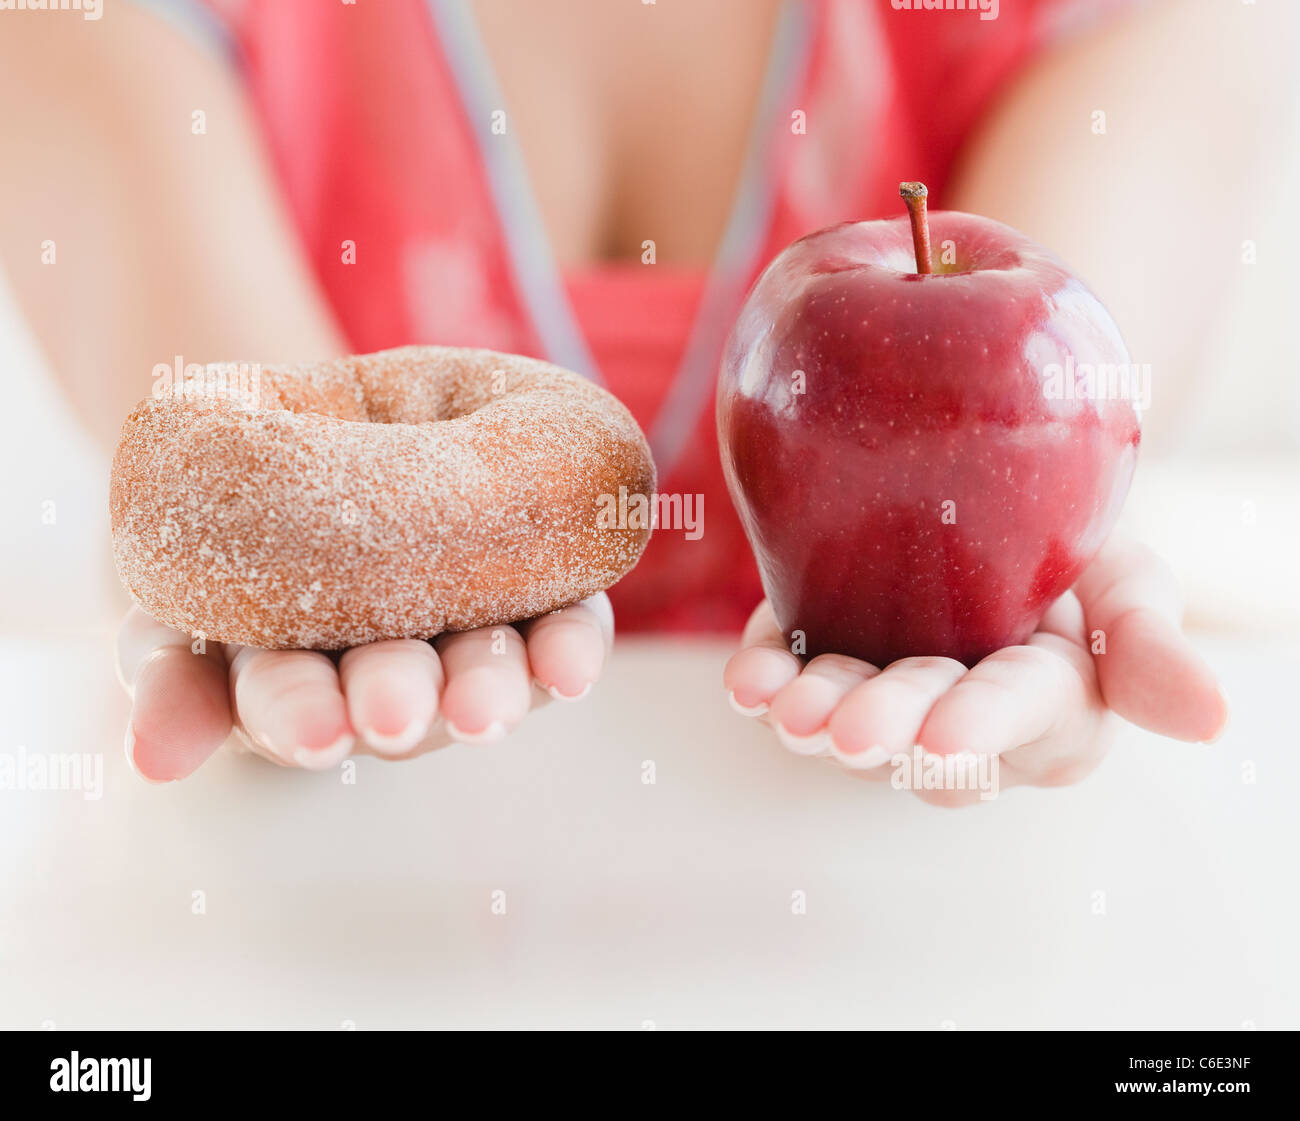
[160,0,1121,634]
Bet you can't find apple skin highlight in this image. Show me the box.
[717,208,1141,668]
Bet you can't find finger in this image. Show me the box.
[997,690,1118,789]
[723,600,802,716]
[520,593,613,702]
[338,640,443,757]
[1036,589,1088,646]
[1075,538,1228,742]
[827,656,967,770]
[434,624,532,744]
[910,755,1027,810]
[230,647,354,769]
[768,654,879,756]
[917,643,1086,757]
[116,608,232,783]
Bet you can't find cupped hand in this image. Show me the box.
[723,538,1229,807]
[116,594,613,782]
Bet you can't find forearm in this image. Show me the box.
[948,0,1300,633]
[0,5,344,451]
[948,0,1297,454]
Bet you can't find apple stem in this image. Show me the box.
[899,181,933,275]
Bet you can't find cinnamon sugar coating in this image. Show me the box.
[110,347,656,649]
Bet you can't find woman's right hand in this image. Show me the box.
[115,594,614,782]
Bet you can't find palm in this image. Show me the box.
[723,538,1227,807]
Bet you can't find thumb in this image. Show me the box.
[1073,537,1228,743]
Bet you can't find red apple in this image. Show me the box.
[718,183,1140,668]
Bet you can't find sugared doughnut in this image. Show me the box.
[110,346,655,649]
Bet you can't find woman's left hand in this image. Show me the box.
[722,537,1228,807]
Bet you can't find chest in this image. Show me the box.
[469,0,784,266]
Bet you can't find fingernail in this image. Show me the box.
[361,720,428,757]
[113,647,133,696]
[545,681,592,703]
[728,691,769,718]
[831,742,892,770]
[1202,689,1231,745]
[445,720,507,745]
[292,733,354,771]
[775,723,832,757]
[124,724,167,784]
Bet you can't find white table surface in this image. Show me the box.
[0,629,1294,1030]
